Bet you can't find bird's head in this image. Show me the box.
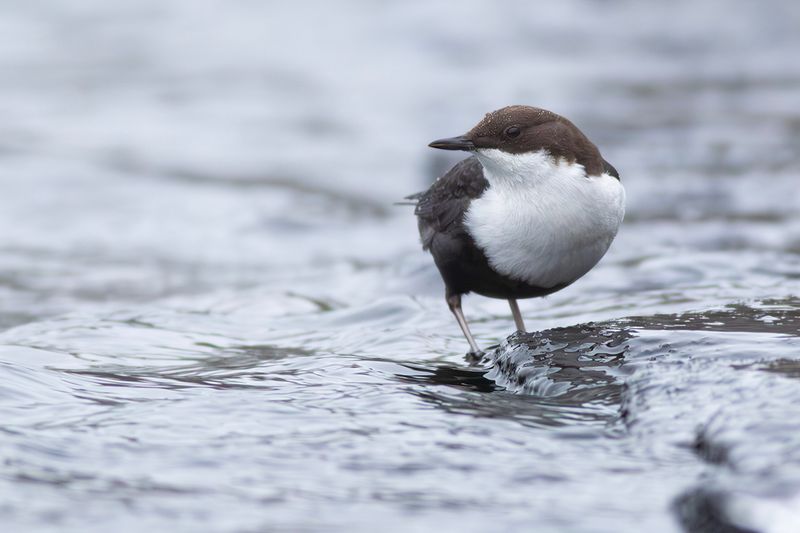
[428,105,605,178]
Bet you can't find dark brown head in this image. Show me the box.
[429,105,606,176]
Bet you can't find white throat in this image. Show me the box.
[465,149,625,288]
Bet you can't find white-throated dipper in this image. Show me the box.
[408,105,625,355]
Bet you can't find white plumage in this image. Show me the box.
[465,148,625,288]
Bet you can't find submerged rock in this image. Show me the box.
[484,297,800,398]
[485,323,629,399]
[482,297,800,533]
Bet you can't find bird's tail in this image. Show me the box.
[392,192,423,207]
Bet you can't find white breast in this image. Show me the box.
[464,149,625,289]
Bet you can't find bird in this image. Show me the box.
[408,105,625,355]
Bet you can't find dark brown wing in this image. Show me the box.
[407,156,488,250]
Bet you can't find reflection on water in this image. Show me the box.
[1,0,800,531]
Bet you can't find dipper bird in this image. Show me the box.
[408,105,625,355]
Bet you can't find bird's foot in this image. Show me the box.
[464,349,486,365]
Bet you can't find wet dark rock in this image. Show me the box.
[485,298,800,399]
[476,298,800,532]
[692,420,732,467]
[759,358,800,379]
[674,489,759,533]
[485,323,629,401]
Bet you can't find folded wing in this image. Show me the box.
[407,157,489,250]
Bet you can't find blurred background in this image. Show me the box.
[1,1,799,532]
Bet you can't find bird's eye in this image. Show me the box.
[504,126,521,138]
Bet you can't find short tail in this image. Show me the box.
[393,192,423,207]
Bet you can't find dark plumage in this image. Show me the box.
[409,157,565,300]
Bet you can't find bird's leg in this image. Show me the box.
[508,298,526,333]
[446,293,482,355]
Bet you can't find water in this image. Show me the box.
[1,0,800,531]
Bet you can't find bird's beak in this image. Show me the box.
[428,135,475,151]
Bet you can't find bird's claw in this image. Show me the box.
[464,349,486,364]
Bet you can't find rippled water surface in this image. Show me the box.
[2,1,800,531]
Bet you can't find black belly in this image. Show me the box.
[428,227,568,299]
